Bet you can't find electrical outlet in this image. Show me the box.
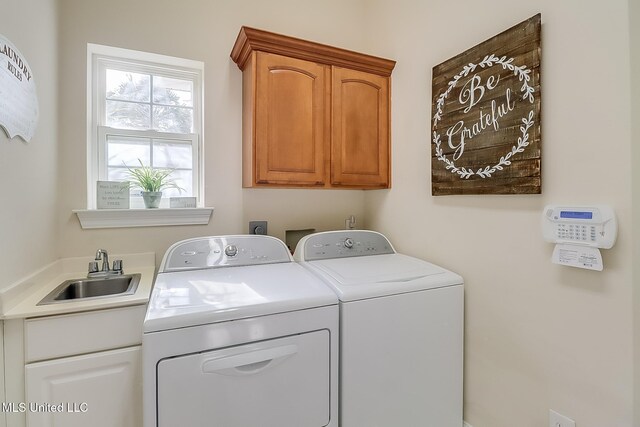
[249,220,268,235]
[550,409,575,427]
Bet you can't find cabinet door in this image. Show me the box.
[255,52,328,186]
[331,67,390,188]
[25,346,141,427]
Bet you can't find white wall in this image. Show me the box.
[56,0,369,264]
[364,1,634,426]
[0,0,59,289]
[630,0,640,424]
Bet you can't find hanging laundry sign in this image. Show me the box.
[431,14,541,195]
[0,34,39,142]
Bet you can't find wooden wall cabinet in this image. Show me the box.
[231,27,395,189]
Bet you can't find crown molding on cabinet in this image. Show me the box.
[230,26,396,76]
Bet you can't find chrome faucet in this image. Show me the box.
[95,249,110,272]
[88,249,123,277]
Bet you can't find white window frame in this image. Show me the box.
[97,127,199,208]
[86,43,205,210]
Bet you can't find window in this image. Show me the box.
[87,44,204,209]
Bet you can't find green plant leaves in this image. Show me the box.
[124,159,184,193]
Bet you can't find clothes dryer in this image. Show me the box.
[143,235,339,427]
[294,230,463,427]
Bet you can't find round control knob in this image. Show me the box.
[224,244,238,257]
[344,238,354,249]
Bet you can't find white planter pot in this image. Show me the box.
[141,191,162,209]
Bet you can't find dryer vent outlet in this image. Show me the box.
[249,221,268,235]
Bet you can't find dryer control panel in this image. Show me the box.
[160,235,293,272]
[294,230,395,261]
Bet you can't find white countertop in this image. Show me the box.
[0,253,156,319]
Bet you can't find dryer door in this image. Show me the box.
[157,330,330,427]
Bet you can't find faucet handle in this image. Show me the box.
[112,259,123,274]
[88,261,99,274]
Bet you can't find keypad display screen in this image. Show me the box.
[560,211,593,220]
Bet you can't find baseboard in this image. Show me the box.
[464,422,473,427]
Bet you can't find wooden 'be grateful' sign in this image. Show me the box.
[431,14,541,195]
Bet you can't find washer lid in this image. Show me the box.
[304,253,463,301]
[144,262,337,333]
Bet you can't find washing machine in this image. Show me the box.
[143,235,339,427]
[294,230,463,427]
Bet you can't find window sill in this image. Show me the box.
[73,207,214,229]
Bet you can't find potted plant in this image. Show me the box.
[125,159,183,208]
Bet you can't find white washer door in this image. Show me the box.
[157,330,331,427]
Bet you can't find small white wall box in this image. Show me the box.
[541,205,617,271]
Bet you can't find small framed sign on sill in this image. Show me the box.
[96,181,129,209]
[170,197,197,208]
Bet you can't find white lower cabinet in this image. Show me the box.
[25,346,142,427]
[3,304,146,427]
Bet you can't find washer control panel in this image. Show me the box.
[296,230,395,261]
[160,235,293,272]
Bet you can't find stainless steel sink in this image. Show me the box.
[38,274,141,305]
